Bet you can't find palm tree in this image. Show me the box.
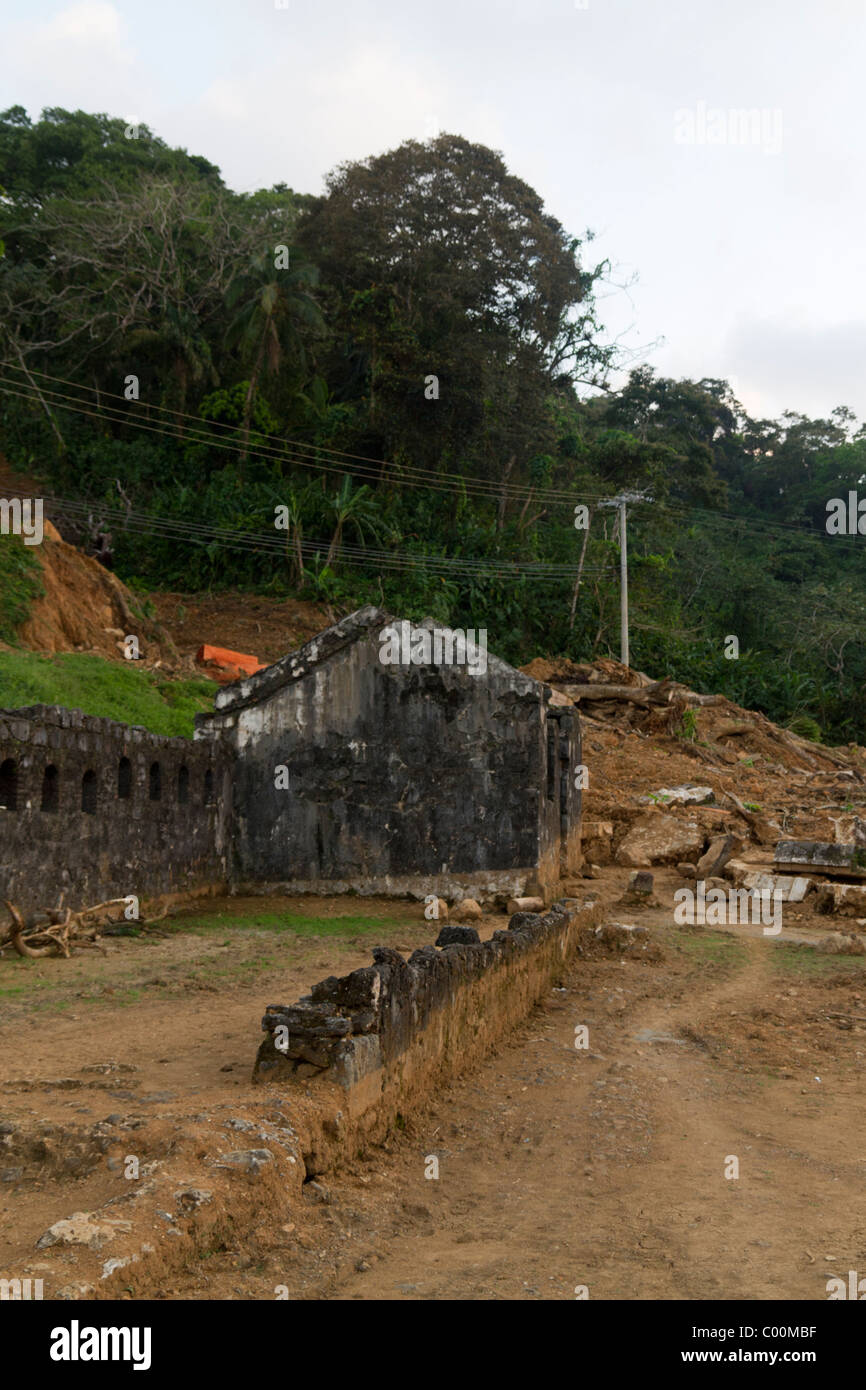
[226,250,323,467]
[324,475,384,566]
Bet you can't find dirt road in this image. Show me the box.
[306,920,865,1302]
[3,884,865,1302]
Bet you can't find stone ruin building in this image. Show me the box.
[0,607,582,915]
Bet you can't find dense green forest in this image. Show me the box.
[2,107,866,740]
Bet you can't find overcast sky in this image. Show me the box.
[3,0,865,425]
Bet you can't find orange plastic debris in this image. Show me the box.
[195,644,266,679]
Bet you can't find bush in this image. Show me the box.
[0,533,44,643]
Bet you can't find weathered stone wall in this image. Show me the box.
[0,705,231,915]
[253,897,603,1135]
[197,607,581,898]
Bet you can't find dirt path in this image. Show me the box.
[3,884,865,1301]
[311,925,866,1302]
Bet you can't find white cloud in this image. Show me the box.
[37,0,127,48]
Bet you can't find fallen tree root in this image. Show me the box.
[1,898,169,959]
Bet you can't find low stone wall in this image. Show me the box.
[235,867,540,906]
[0,705,232,915]
[253,897,603,1135]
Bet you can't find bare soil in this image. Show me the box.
[2,876,865,1302]
[149,593,335,669]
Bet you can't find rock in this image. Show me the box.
[35,1212,119,1251]
[596,922,649,950]
[508,912,542,933]
[627,871,654,895]
[435,924,481,947]
[723,857,751,886]
[775,841,863,873]
[581,821,614,864]
[677,862,697,878]
[696,834,743,879]
[348,1009,378,1033]
[174,1188,213,1211]
[452,897,482,922]
[215,1149,274,1176]
[816,932,866,956]
[311,966,381,1012]
[506,896,544,914]
[743,872,811,902]
[829,814,866,846]
[294,1062,323,1080]
[582,820,614,839]
[815,883,866,915]
[705,876,728,891]
[640,785,714,806]
[304,1180,331,1204]
[615,814,705,867]
[296,1043,334,1069]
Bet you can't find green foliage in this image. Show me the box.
[167,912,412,937]
[673,709,698,741]
[0,650,216,736]
[0,532,44,641]
[787,714,823,743]
[2,111,866,741]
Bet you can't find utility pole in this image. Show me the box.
[598,491,649,669]
[618,496,628,668]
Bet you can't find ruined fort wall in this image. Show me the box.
[253,897,604,1160]
[198,620,559,894]
[0,705,231,915]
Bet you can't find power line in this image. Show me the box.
[0,483,614,584]
[0,361,601,508]
[3,365,862,554]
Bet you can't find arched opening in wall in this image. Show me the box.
[204,768,214,805]
[177,764,189,804]
[149,762,161,801]
[0,758,18,812]
[41,764,59,812]
[81,769,97,815]
[117,757,132,800]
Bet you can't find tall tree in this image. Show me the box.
[297,134,615,485]
[226,249,323,466]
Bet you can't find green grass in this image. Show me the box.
[670,925,749,967]
[168,911,412,938]
[0,649,217,737]
[0,532,44,642]
[769,942,866,978]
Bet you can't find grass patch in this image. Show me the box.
[669,925,749,968]
[169,911,413,938]
[0,532,44,642]
[769,942,866,978]
[0,650,217,737]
